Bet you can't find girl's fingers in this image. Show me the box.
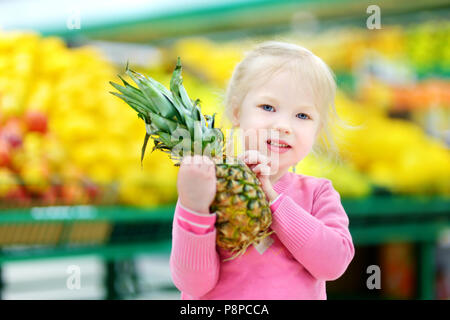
[182,155,214,169]
[191,155,201,167]
[202,156,214,171]
[181,155,193,166]
[243,150,271,166]
[240,150,258,164]
[205,156,214,164]
[208,162,216,177]
[241,151,256,168]
[252,163,271,176]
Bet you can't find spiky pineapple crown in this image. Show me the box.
[109,58,225,166]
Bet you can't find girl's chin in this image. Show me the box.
[267,167,292,182]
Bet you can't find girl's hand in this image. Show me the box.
[238,150,279,202]
[177,155,217,215]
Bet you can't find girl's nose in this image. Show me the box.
[274,123,292,135]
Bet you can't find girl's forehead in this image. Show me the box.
[250,70,314,98]
[243,72,318,113]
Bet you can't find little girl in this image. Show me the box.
[169,41,355,300]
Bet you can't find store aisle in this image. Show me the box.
[1,254,180,300]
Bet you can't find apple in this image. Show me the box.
[84,180,101,202]
[25,110,48,134]
[0,140,11,167]
[41,185,58,206]
[20,160,50,196]
[1,118,24,149]
[0,168,17,197]
[6,186,31,208]
[61,183,88,205]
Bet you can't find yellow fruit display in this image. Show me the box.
[295,153,372,198]
[0,168,18,197]
[0,30,179,207]
[167,37,245,87]
[333,93,450,195]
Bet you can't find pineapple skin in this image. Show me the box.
[211,157,274,261]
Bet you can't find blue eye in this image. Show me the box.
[261,104,274,112]
[297,113,311,120]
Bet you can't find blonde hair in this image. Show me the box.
[223,40,355,164]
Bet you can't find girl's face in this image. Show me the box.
[232,69,321,178]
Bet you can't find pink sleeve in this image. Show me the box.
[176,200,216,234]
[269,180,355,281]
[270,193,284,212]
[169,199,220,298]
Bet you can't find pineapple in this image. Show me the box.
[109,58,273,260]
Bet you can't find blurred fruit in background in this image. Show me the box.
[0,31,179,208]
[0,167,18,197]
[0,19,449,209]
[25,110,48,134]
[0,140,11,167]
[163,27,449,198]
[295,153,373,198]
[166,37,245,87]
[380,242,416,299]
[332,93,450,195]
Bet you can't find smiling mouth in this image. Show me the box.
[267,139,291,148]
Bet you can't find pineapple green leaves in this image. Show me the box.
[109,57,224,167]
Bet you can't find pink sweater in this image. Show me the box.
[169,171,355,300]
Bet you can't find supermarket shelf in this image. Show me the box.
[0,195,448,250]
[0,241,172,264]
[342,195,450,217]
[0,204,175,224]
[0,194,448,262]
[0,195,448,223]
[0,195,448,299]
[1,0,449,44]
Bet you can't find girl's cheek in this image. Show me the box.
[295,142,314,161]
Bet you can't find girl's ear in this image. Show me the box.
[231,105,241,127]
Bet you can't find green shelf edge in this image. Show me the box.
[0,195,448,264]
[5,0,448,44]
[349,221,449,245]
[0,195,449,224]
[0,221,447,263]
